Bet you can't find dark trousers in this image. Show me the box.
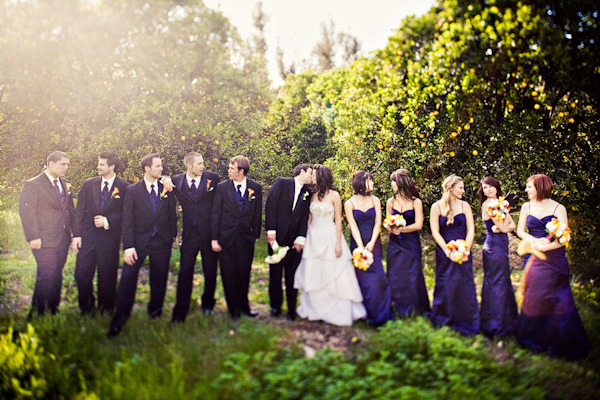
[172,230,219,322]
[110,236,172,330]
[218,236,255,318]
[74,242,120,314]
[269,248,302,316]
[30,234,70,315]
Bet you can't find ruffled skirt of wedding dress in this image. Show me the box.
[294,217,366,326]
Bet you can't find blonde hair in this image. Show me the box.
[441,175,463,225]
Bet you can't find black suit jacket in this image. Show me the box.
[265,178,311,247]
[211,178,262,248]
[122,180,177,253]
[19,173,75,248]
[171,171,220,242]
[72,176,129,250]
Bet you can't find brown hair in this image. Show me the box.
[184,152,203,168]
[230,155,250,175]
[141,153,160,171]
[313,164,335,201]
[391,169,419,200]
[478,176,502,204]
[527,174,553,200]
[352,170,373,196]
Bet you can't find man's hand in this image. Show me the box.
[71,237,82,253]
[292,241,304,252]
[211,240,222,252]
[124,248,138,266]
[94,215,106,228]
[29,238,41,250]
[161,176,175,192]
[266,232,276,246]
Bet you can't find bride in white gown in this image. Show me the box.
[294,164,366,326]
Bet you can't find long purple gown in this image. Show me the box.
[516,215,589,360]
[350,208,395,326]
[386,209,430,317]
[480,219,518,337]
[428,212,480,335]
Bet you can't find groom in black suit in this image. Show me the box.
[265,164,313,320]
[170,152,220,322]
[108,153,176,337]
[19,151,75,315]
[211,155,262,319]
[71,151,129,314]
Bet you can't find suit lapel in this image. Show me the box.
[41,174,62,207]
[293,186,309,214]
[174,175,193,202]
[227,180,240,215]
[94,177,102,212]
[288,179,295,210]
[138,181,155,215]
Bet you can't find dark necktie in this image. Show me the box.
[236,184,244,213]
[190,179,197,191]
[100,181,109,209]
[150,184,158,212]
[54,179,66,208]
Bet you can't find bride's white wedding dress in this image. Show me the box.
[294,201,366,326]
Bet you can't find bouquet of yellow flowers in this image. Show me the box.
[265,241,290,264]
[352,247,373,271]
[545,217,572,248]
[446,239,470,264]
[486,196,510,222]
[383,214,406,230]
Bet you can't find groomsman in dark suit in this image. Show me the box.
[108,153,176,337]
[169,152,220,322]
[19,151,75,315]
[211,155,262,319]
[265,164,313,320]
[71,151,129,315]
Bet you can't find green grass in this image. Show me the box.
[1,208,599,399]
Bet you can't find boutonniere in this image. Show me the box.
[160,186,168,199]
[206,179,213,192]
[247,188,255,201]
[302,192,309,201]
[65,182,72,195]
[111,187,120,199]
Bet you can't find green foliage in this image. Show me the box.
[0,324,48,399]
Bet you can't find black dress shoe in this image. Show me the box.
[286,312,297,321]
[203,309,215,315]
[107,326,121,338]
[270,308,281,317]
[245,310,259,318]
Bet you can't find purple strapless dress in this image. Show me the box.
[516,215,589,359]
[480,219,518,337]
[386,209,430,317]
[350,208,394,326]
[427,213,479,335]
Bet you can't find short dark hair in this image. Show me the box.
[141,153,161,171]
[47,151,68,165]
[478,176,503,204]
[230,155,250,175]
[352,170,373,196]
[184,152,202,167]
[527,174,553,200]
[99,151,122,173]
[292,164,312,177]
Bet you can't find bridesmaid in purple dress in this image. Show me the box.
[385,169,430,317]
[516,174,589,359]
[345,171,394,326]
[428,175,479,335]
[478,176,518,338]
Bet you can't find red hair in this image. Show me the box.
[527,174,554,200]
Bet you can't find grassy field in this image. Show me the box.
[1,208,599,399]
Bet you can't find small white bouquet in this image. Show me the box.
[265,241,290,264]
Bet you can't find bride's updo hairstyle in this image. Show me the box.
[526,174,554,200]
[352,170,373,196]
[313,164,335,201]
[441,175,464,225]
[391,169,420,201]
